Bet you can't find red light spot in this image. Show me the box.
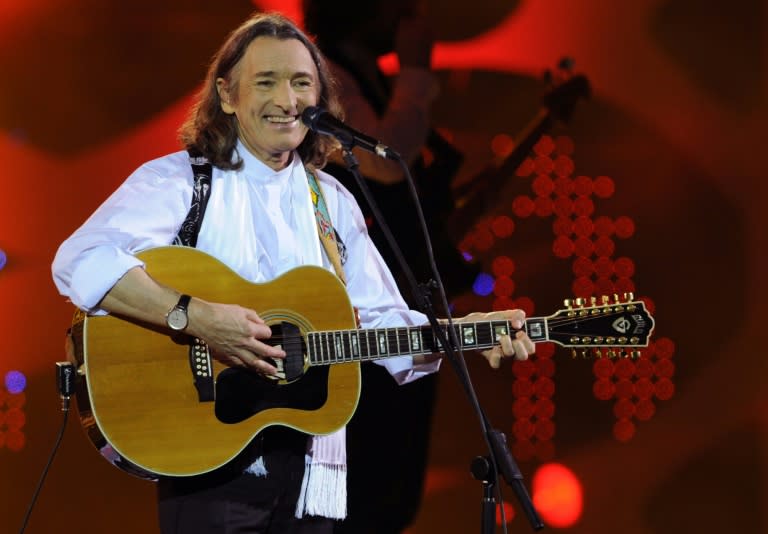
[635,399,656,420]
[553,195,574,217]
[574,237,594,257]
[655,359,675,378]
[516,158,536,177]
[534,155,554,175]
[492,296,515,311]
[496,501,516,526]
[533,135,555,156]
[491,256,516,277]
[474,228,495,251]
[573,195,595,216]
[533,174,555,197]
[536,343,556,358]
[512,195,536,217]
[513,418,535,440]
[573,215,595,237]
[613,398,636,418]
[515,296,535,316]
[594,175,615,198]
[513,378,534,397]
[532,463,583,528]
[593,378,616,400]
[655,378,675,400]
[594,256,614,277]
[535,398,555,419]
[593,358,615,378]
[553,154,575,177]
[654,337,676,358]
[493,276,515,297]
[534,377,555,397]
[614,257,635,277]
[572,276,594,298]
[491,215,515,238]
[594,236,615,257]
[615,216,636,238]
[512,359,535,378]
[491,133,515,158]
[613,418,636,442]
[535,358,555,378]
[554,176,575,196]
[573,175,593,195]
[572,257,593,277]
[513,398,535,418]
[594,216,615,236]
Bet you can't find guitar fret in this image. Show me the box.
[350,331,359,359]
[342,331,351,361]
[324,332,332,363]
[334,332,343,363]
[476,322,493,347]
[366,330,378,360]
[387,329,399,356]
[410,328,422,353]
[377,330,388,356]
[397,328,409,355]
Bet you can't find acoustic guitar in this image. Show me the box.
[67,246,654,478]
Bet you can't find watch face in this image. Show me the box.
[167,308,188,331]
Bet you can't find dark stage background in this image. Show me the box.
[1,0,766,532]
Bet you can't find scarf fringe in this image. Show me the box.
[295,456,347,520]
[244,456,267,477]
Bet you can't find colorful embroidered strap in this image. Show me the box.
[306,170,347,285]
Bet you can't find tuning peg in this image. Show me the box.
[613,293,620,304]
[607,349,617,359]
[571,349,577,359]
[623,292,634,302]
[564,298,573,308]
[631,350,641,359]
[593,349,603,359]
[575,297,585,307]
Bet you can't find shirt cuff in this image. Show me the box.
[69,247,144,314]
[375,354,442,385]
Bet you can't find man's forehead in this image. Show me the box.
[241,36,318,76]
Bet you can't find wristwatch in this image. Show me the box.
[166,294,191,331]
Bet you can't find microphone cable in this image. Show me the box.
[18,362,75,534]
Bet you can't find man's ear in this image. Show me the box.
[216,78,235,114]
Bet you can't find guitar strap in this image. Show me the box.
[306,170,347,285]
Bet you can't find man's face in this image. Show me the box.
[217,36,320,170]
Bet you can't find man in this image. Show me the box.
[52,12,533,534]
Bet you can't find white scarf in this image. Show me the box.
[241,156,348,520]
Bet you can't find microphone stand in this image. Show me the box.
[338,145,544,533]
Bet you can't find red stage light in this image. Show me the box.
[532,463,583,528]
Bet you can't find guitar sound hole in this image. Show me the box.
[214,366,329,424]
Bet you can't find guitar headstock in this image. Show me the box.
[542,57,591,124]
[545,293,655,358]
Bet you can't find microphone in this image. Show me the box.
[301,106,399,160]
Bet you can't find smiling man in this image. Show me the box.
[52,12,534,534]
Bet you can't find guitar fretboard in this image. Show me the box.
[306,318,549,365]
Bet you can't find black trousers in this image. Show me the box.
[157,427,336,534]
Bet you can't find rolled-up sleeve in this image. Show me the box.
[52,154,192,313]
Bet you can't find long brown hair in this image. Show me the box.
[178,12,342,170]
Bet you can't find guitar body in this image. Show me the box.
[71,246,360,477]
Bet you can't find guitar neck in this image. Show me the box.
[306,317,549,365]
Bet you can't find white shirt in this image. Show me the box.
[52,142,439,382]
